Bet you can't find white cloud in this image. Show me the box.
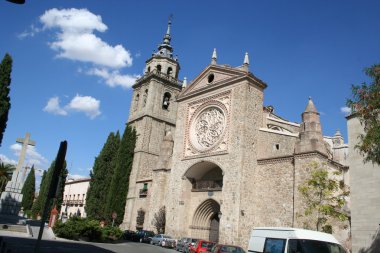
[43,96,68,116]
[87,68,139,89]
[66,95,101,119]
[17,24,42,39]
[0,154,17,165]
[10,144,48,167]
[67,174,90,180]
[43,95,101,119]
[39,8,132,68]
[340,106,352,115]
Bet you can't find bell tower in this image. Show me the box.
[122,17,182,230]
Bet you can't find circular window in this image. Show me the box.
[207,73,215,83]
[190,106,226,151]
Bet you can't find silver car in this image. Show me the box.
[151,234,173,246]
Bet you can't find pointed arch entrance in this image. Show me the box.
[191,199,221,242]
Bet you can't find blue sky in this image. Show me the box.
[0,1,379,184]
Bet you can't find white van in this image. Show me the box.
[248,227,347,253]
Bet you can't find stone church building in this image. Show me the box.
[121,20,349,247]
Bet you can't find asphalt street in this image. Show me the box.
[1,236,177,253]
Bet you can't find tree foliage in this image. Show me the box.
[347,64,380,165]
[0,53,12,146]
[298,162,350,233]
[153,206,166,234]
[31,160,67,218]
[21,166,35,211]
[104,125,136,225]
[86,131,120,220]
[0,162,14,193]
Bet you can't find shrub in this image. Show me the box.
[53,217,121,242]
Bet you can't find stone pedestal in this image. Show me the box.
[0,171,24,215]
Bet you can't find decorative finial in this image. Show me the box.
[211,48,217,65]
[309,96,312,100]
[182,77,187,88]
[244,52,249,65]
[166,14,173,36]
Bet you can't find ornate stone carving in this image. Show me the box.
[183,91,231,158]
[191,107,225,150]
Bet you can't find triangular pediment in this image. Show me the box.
[179,65,248,98]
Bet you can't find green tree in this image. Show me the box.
[86,131,120,220]
[0,53,12,146]
[347,64,380,165]
[298,162,350,233]
[32,170,47,217]
[21,166,35,211]
[104,125,136,225]
[31,160,67,218]
[0,162,14,193]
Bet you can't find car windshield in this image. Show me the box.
[201,242,215,248]
[164,235,172,239]
[288,239,347,253]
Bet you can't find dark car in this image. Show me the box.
[132,230,155,243]
[209,244,246,253]
[123,230,136,241]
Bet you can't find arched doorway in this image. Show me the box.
[191,199,221,242]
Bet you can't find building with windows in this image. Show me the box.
[61,178,91,218]
[121,19,350,248]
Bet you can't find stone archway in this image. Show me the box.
[191,199,220,242]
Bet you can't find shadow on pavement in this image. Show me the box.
[1,236,116,253]
[358,229,380,253]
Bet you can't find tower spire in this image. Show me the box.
[155,15,174,59]
[211,48,217,65]
[242,52,249,71]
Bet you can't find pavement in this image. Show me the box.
[0,214,177,252]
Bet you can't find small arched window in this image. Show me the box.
[157,65,162,72]
[162,92,171,110]
[147,66,151,72]
[167,67,173,76]
[143,89,148,107]
[134,94,139,111]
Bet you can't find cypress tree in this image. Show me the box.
[32,170,47,217]
[0,53,12,146]
[21,166,35,211]
[86,131,120,220]
[31,160,67,217]
[105,125,136,225]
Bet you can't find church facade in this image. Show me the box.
[121,20,349,247]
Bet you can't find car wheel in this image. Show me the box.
[139,238,143,243]
[150,240,153,245]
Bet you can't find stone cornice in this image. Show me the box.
[257,155,294,165]
[128,113,176,126]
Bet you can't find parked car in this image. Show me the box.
[123,230,136,241]
[162,237,177,248]
[208,244,246,253]
[189,239,216,253]
[131,230,155,243]
[183,238,200,253]
[176,237,196,252]
[248,227,347,253]
[151,234,173,246]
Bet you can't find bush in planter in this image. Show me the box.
[101,226,123,241]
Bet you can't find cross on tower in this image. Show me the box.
[14,132,35,182]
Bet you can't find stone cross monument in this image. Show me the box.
[0,132,36,215]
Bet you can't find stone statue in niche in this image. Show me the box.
[143,90,148,107]
[134,94,139,111]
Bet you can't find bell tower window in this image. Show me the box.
[167,67,173,76]
[162,92,171,110]
[143,89,148,107]
[134,94,140,111]
[157,65,162,72]
[147,66,151,72]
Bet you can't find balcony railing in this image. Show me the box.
[139,189,148,198]
[63,199,85,206]
[192,180,223,192]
